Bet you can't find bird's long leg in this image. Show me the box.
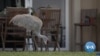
[32,36,38,51]
[53,36,60,51]
[40,38,43,51]
[32,32,38,51]
[26,36,30,51]
[45,40,49,51]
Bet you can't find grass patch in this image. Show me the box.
[0,51,95,56]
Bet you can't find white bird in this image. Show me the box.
[9,14,48,44]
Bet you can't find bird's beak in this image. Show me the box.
[43,37,49,45]
[43,39,48,45]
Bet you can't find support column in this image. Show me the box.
[65,0,70,51]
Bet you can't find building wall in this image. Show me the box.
[97,0,100,12]
[81,0,97,9]
[70,0,82,51]
[96,0,100,51]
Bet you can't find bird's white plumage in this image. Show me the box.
[10,14,42,31]
[10,14,48,44]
